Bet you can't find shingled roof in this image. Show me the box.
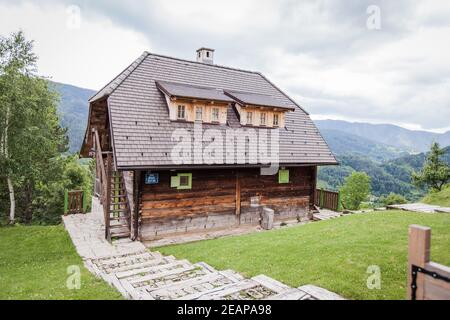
[156,81,234,103]
[224,90,295,111]
[88,52,337,169]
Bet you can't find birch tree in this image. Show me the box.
[0,31,67,224]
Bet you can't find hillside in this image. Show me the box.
[50,82,95,153]
[320,129,407,162]
[316,119,450,153]
[319,146,450,200]
[422,185,450,207]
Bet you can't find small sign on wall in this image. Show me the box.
[145,172,159,185]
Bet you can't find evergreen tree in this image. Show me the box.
[413,142,450,191]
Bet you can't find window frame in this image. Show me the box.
[260,112,267,126]
[273,113,279,127]
[177,105,186,120]
[211,107,220,122]
[195,106,203,121]
[246,111,253,125]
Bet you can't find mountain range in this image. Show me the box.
[316,119,450,153]
[53,82,450,200]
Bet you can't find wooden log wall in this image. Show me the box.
[139,167,315,241]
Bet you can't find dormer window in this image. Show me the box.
[260,112,266,126]
[195,106,203,121]
[212,108,220,122]
[246,112,253,125]
[177,105,186,120]
[273,114,279,127]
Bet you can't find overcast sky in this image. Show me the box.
[1,0,450,132]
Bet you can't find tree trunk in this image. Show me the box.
[4,105,15,224]
[7,176,15,224]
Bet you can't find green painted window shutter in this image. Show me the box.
[177,173,192,190]
[170,176,180,188]
[279,169,289,184]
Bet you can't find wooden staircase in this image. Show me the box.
[107,171,131,240]
[93,128,132,242]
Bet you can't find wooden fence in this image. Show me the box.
[64,190,87,215]
[407,225,450,300]
[314,189,341,212]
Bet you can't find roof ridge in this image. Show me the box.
[156,80,224,91]
[147,51,261,75]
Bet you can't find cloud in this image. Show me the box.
[1,0,450,131]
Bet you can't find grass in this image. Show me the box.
[0,225,122,300]
[157,211,450,300]
[422,184,450,207]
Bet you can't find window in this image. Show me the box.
[260,112,267,126]
[246,112,253,125]
[171,173,192,189]
[278,169,289,184]
[273,114,279,126]
[195,106,203,121]
[177,105,186,120]
[212,108,220,122]
[206,51,210,58]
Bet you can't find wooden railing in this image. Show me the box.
[314,189,341,212]
[407,225,450,300]
[93,128,111,242]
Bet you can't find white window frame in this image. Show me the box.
[246,111,253,125]
[212,107,220,122]
[273,113,279,127]
[177,105,186,120]
[260,112,267,126]
[195,106,203,121]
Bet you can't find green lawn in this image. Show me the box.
[0,225,122,300]
[422,185,450,207]
[158,211,450,300]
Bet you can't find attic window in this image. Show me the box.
[246,112,253,125]
[273,114,279,126]
[177,105,186,120]
[206,51,210,58]
[260,113,267,126]
[195,106,203,121]
[212,108,220,122]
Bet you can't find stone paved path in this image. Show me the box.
[387,203,450,214]
[62,199,344,300]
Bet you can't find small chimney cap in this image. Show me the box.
[196,47,215,52]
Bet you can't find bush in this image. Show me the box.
[379,193,408,206]
[340,172,371,210]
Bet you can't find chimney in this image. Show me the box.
[196,47,214,64]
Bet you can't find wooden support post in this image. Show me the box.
[105,153,112,242]
[407,225,431,300]
[82,189,88,213]
[133,170,141,241]
[235,171,241,217]
[64,190,69,215]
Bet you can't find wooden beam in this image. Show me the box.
[407,225,431,300]
[133,170,141,241]
[235,171,241,216]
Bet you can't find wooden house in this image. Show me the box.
[80,48,337,242]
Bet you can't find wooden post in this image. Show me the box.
[82,189,88,213]
[64,190,69,215]
[105,153,112,242]
[133,170,141,241]
[235,171,241,217]
[407,225,431,300]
